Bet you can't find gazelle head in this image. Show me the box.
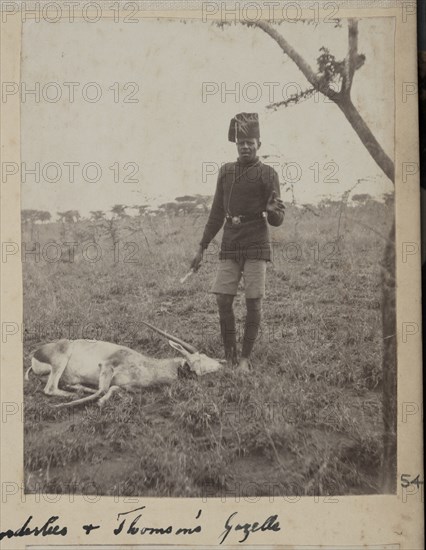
[141,320,223,376]
[168,341,223,376]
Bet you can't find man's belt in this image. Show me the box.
[226,211,267,225]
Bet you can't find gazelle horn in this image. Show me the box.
[141,321,198,354]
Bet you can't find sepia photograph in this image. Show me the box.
[1,1,424,548]
[17,12,398,500]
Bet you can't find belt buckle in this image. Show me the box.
[232,216,241,225]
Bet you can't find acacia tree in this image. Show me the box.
[247,18,396,491]
[352,193,373,205]
[37,211,51,223]
[133,204,150,217]
[160,202,181,217]
[90,210,105,221]
[22,209,38,224]
[22,209,39,240]
[57,210,80,223]
[175,195,196,202]
[111,204,127,218]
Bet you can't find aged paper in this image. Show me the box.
[0,0,423,548]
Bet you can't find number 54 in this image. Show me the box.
[400,474,424,488]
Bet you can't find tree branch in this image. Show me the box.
[250,21,318,86]
[250,20,393,182]
[337,96,394,182]
[342,19,366,95]
[250,20,339,100]
[344,18,358,92]
[266,86,316,110]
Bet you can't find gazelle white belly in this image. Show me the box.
[64,340,146,386]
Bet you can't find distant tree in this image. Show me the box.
[175,195,196,202]
[90,210,105,221]
[195,195,212,211]
[352,193,373,204]
[318,198,341,209]
[57,210,80,223]
[37,211,51,223]
[69,210,80,223]
[111,204,127,218]
[133,204,150,216]
[21,209,40,239]
[178,201,197,216]
[160,202,180,216]
[194,203,209,215]
[22,209,38,224]
[94,211,152,256]
[101,217,120,249]
[89,211,105,241]
[174,194,212,213]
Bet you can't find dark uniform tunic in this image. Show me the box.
[200,157,284,261]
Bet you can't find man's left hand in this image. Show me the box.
[266,191,285,214]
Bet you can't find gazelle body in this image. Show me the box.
[26,322,223,408]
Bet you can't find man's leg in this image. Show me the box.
[216,293,238,367]
[239,298,262,371]
[211,259,242,366]
[238,259,266,371]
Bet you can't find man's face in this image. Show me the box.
[237,138,260,163]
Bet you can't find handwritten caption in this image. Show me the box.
[0,505,281,545]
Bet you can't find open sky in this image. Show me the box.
[21,17,395,216]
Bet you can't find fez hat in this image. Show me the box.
[228,112,260,143]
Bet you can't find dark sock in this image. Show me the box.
[216,294,237,364]
[242,298,262,359]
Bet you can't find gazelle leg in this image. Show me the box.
[65,384,97,394]
[44,360,74,398]
[98,385,122,407]
[54,364,114,408]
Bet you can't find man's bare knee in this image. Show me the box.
[216,293,234,311]
[246,297,262,311]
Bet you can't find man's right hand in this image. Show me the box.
[190,246,204,272]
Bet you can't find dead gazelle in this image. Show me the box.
[25,321,223,408]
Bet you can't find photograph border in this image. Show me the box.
[0,1,423,548]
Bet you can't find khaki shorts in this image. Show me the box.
[211,258,267,298]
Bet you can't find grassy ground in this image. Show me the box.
[23,199,393,497]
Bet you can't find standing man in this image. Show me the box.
[191,113,285,372]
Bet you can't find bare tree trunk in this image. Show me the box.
[381,220,397,492]
[337,96,395,182]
